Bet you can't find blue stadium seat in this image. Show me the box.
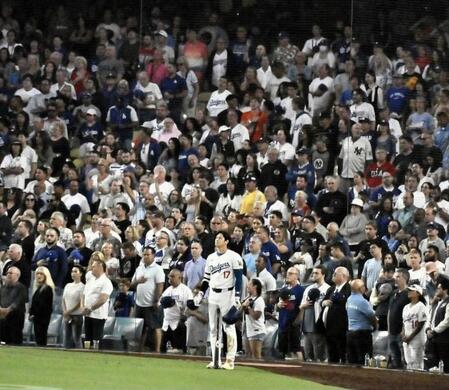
[47,314,63,346]
[102,317,144,351]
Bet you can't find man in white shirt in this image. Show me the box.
[154,30,175,64]
[274,128,295,165]
[62,180,91,230]
[14,74,41,106]
[280,82,299,124]
[160,269,193,353]
[131,246,165,352]
[338,123,373,191]
[350,88,376,130]
[134,71,163,110]
[300,265,330,361]
[308,64,334,118]
[207,76,231,117]
[81,259,113,343]
[257,55,272,89]
[255,255,277,301]
[290,96,312,150]
[302,24,326,60]
[266,62,291,102]
[50,69,77,101]
[227,109,249,151]
[263,185,289,221]
[149,165,175,211]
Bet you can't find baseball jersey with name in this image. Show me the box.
[204,249,243,290]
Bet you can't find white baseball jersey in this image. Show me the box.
[204,249,243,290]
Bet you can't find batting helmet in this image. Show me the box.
[222,306,241,325]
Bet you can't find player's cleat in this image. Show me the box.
[206,361,221,369]
[221,360,235,370]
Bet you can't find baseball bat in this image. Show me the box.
[214,307,221,369]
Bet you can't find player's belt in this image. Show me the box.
[212,287,234,293]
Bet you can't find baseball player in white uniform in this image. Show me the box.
[195,231,243,370]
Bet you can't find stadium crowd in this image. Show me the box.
[1,0,449,373]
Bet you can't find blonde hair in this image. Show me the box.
[34,266,55,293]
[125,226,140,241]
[88,251,105,271]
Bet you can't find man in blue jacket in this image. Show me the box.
[32,228,68,292]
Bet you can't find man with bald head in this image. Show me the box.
[346,279,377,364]
[160,268,193,353]
[0,266,28,344]
[1,244,31,289]
[322,266,352,363]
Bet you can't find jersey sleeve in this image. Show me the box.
[155,266,166,284]
[232,252,244,270]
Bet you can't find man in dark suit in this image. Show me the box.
[322,266,351,363]
[426,278,449,372]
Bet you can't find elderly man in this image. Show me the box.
[81,259,113,344]
[346,279,378,364]
[0,266,28,344]
[264,185,288,222]
[91,218,122,256]
[322,266,351,363]
[1,244,31,289]
[149,165,175,211]
[50,211,73,250]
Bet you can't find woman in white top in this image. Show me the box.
[0,141,27,189]
[241,278,266,359]
[62,265,85,348]
[401,284,427,370]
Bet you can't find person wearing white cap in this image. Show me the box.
[401,284,427,370]
[154,30,174,64]
[78,108,104,146]
[339,198,369,250]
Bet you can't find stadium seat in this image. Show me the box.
[262,321,282,359]
[102,317,144,351]
[372,330,389,357]
[22,317,33,345]
[47,314,63,346]
[103,316,116,335]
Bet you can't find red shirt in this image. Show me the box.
[365,161,396,188]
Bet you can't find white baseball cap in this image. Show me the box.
[351,198,364,208]
[218,125,231,134]
[86,108,97,116]
[156,30,168,38]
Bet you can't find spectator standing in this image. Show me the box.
[160,269,193,353]
[29,266,54,346]
[62,265,84,348]
[322,266,351,363]
[388,268,410,369]
[0,266,27,345]
[277,267,305,360]
[346,279,378,364]
[81,259,113,345]
[131,246,165,352]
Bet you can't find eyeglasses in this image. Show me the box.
[25,198,35,201]
[211,222,221,225]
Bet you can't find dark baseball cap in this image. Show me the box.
[427,222,438,230]
[244,173,258,182]
[106,72,117,79]
[278,31,289,39]
[378,119,389,126]
[358,116,370,123]
[296,147,310,155]
[257,137,270,144]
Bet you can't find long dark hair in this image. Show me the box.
[250,277,262,297]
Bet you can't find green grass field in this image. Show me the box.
[0,347,344,390]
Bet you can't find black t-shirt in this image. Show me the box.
[116,219,132,242]
[119,255,141,279]
[388,289,410,335]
